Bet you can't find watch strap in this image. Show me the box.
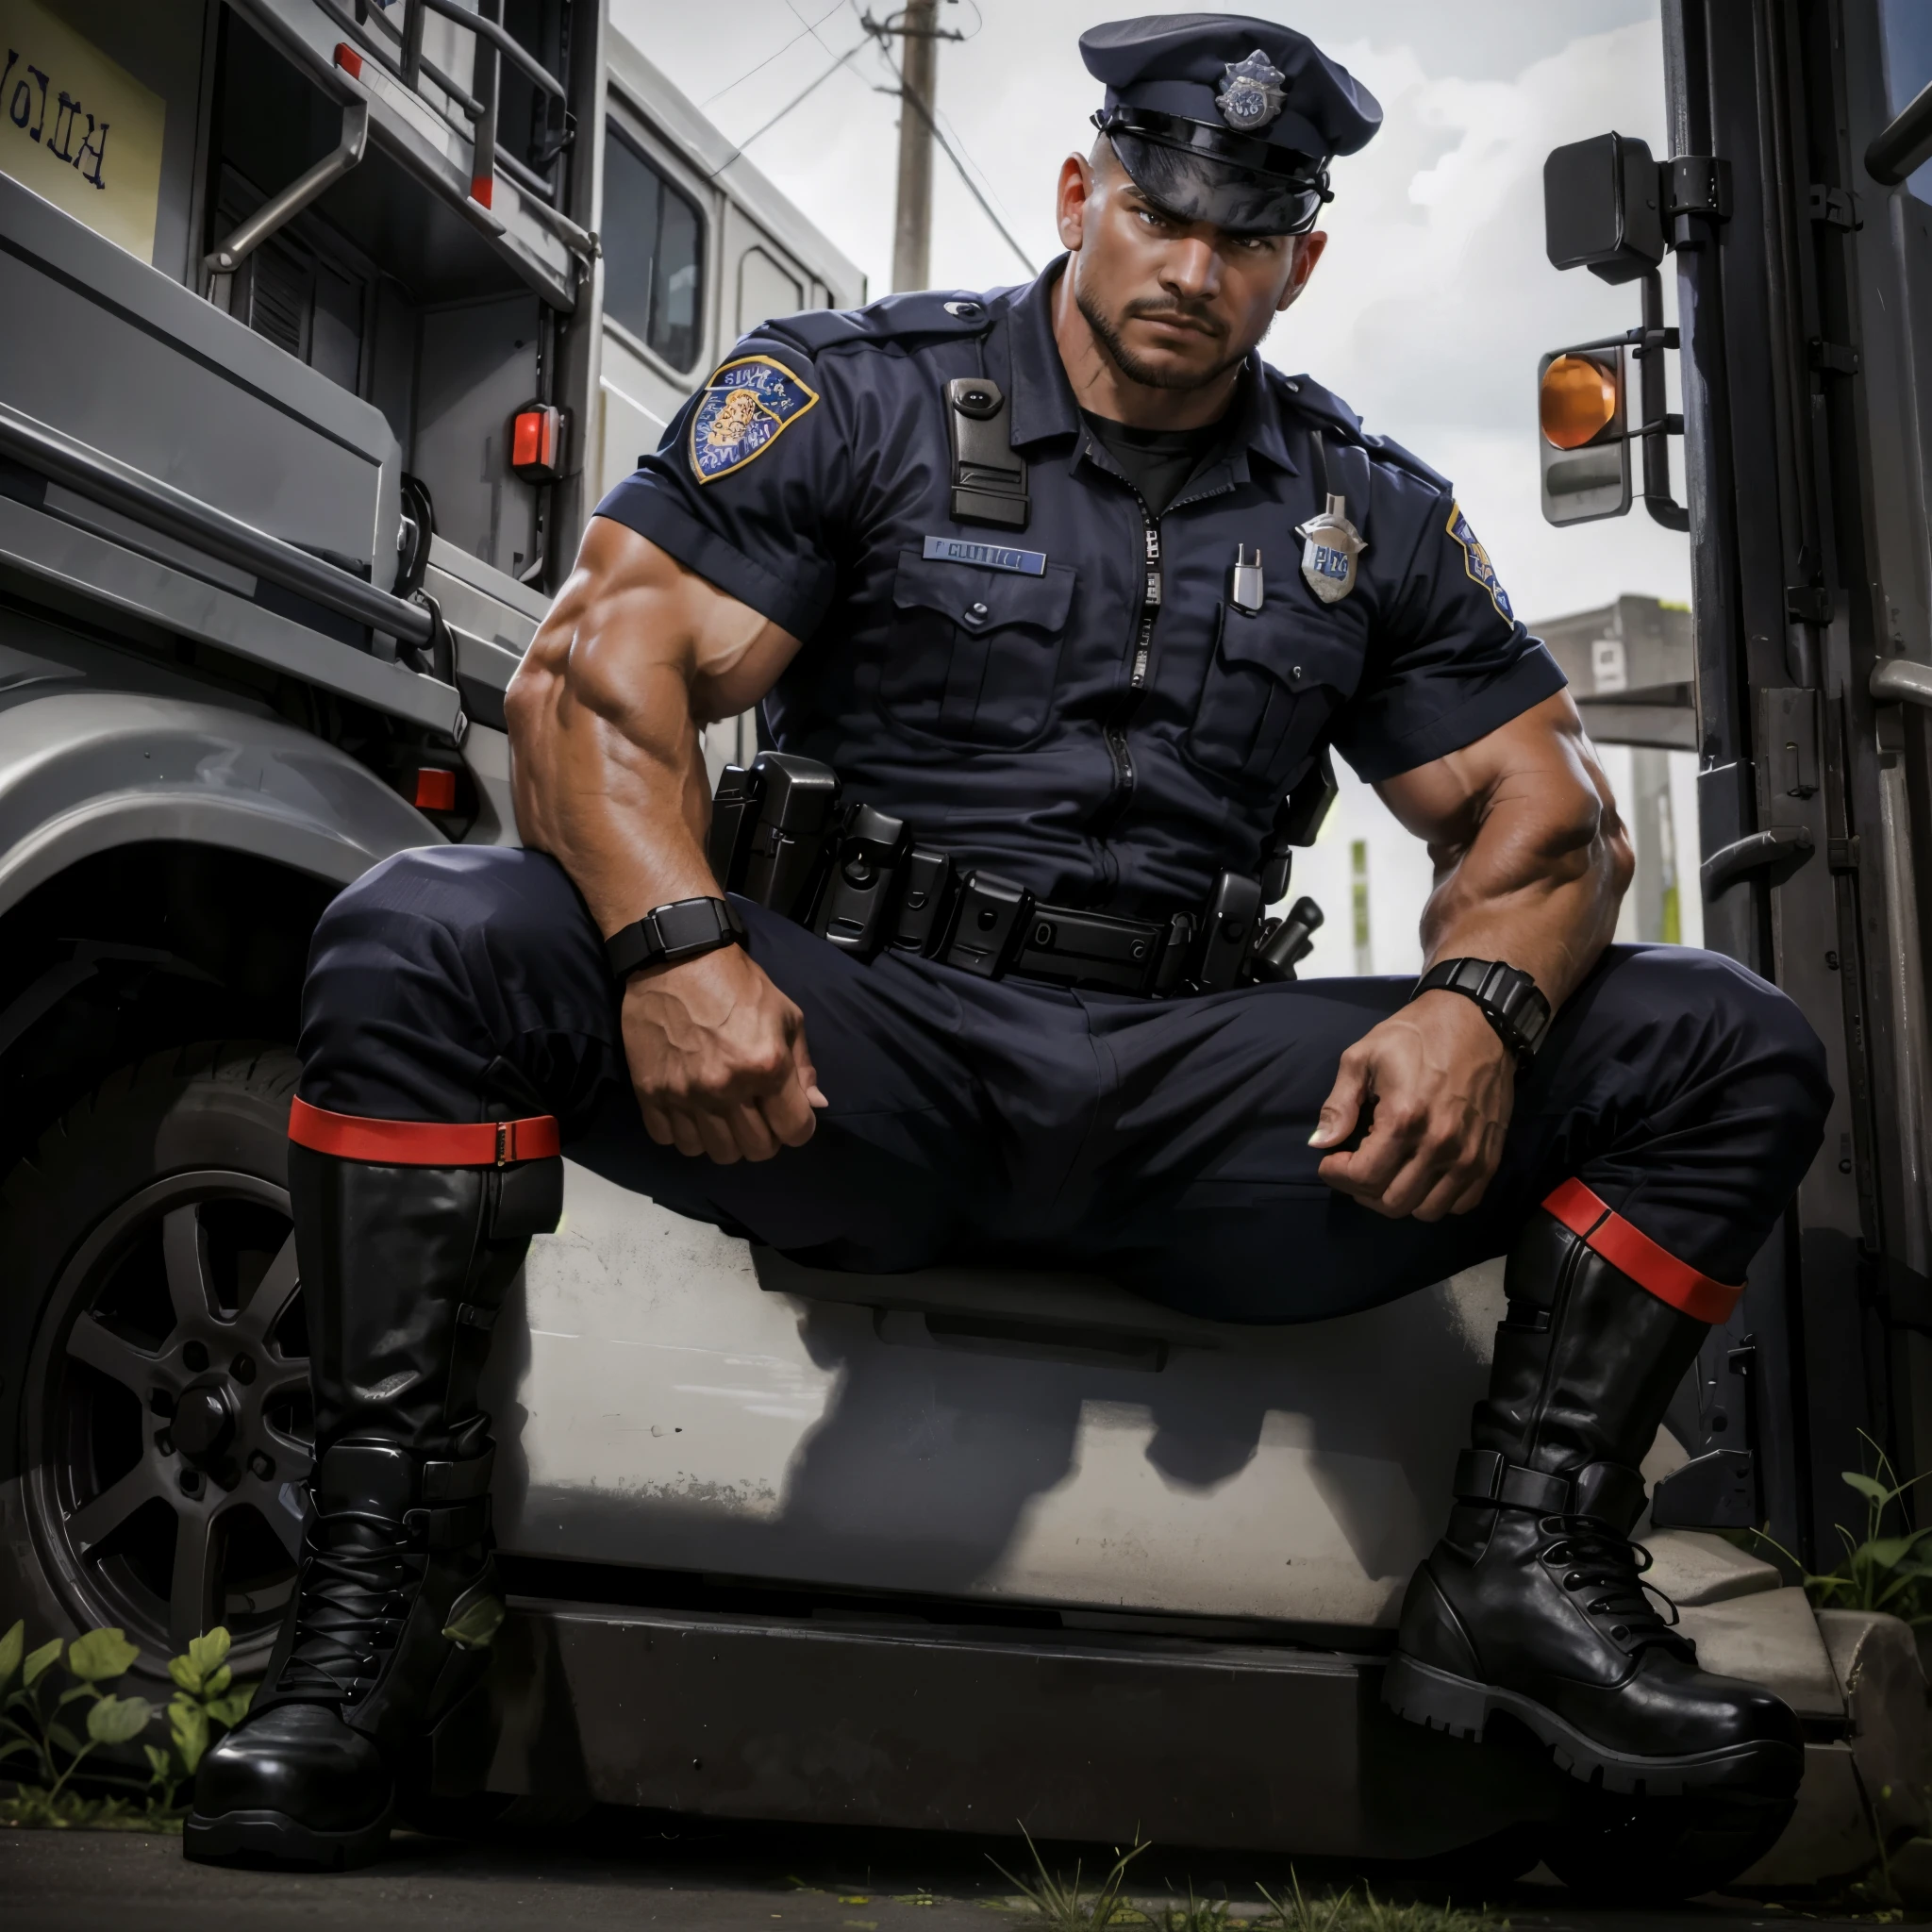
[605,896,747,981]
[1412,956,1552,1064]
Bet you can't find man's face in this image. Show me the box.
[1057,146,1326,391]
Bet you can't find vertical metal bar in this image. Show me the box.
[470,0,500,207]
[401,0,425,91]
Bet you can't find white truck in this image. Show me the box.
[1,0,1927,1903]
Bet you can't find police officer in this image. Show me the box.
[189,15,1831,1869]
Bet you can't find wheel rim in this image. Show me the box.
[25,1170,311,1675]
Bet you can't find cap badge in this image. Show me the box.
[1297,493,1365,604]
[1216,50,1288,134]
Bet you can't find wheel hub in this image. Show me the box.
[173,1379,237,1465]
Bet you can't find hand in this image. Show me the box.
[621,945,827,1163]
[1310,991,1514,1220]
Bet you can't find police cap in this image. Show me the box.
[1081,14,1381,236]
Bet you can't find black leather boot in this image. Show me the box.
[185,1138,560,1868]
[1383,1207,1802,1799]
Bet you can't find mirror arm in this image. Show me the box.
[1635,268,1690,530]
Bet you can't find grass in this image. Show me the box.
[991,1835,1504,1932]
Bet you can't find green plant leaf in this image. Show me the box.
[1859,1535,1925,1569]
[46,1721,84,1756]
[201,1663,232,1699]
[204,1690,253,1729]
[86,1694,153,1745]
[188,1627,231,1674]
[442,1593,507,1651]
[143,1742,173,1777]
[166,1655,202,1695]
[169,1699,209,1773]
[22,1639,64,1688]
[1843,1472,1893,1506]
[0,1621,22,1689]
[67,1628,140,1682]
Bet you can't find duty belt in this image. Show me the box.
[707,751,1324,996]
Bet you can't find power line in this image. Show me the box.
[698,0,848,107]
[712,38,867,171]
[860,13,1036,275]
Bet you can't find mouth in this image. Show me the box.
[1128,307,1223,343]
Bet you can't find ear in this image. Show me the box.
[1276,229,1329,312]
[1058,154,1094,253]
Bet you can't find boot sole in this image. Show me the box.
[183,1804,393,1870]
[1382,1652,1802,1798]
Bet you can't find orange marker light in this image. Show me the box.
[1540,354,1620,450]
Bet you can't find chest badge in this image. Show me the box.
[1297,492,1366,605]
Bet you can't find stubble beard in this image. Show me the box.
[1075,279,1252,393]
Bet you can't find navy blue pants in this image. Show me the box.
[297,846,1831,1324]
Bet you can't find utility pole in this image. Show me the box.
[891,0,939,291]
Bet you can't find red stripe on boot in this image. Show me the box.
[289,1096,559,1166]
[1541,1177,1742,1324]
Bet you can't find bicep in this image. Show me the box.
[1372,691,1610,854]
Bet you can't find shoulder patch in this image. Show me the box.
[689,355,819,483]
[1446,503,1515,625]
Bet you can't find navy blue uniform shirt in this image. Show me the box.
[595,259,1565,918]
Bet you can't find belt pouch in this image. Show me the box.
[813,803,909,959]
[741,752,841,916]
[707,762,764,891]
[939,871,1031,976]
[889,847,958,956]
[1192,873,1263,991]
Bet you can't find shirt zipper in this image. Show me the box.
[1101,491,1160,828]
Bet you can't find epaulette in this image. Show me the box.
[759,286,1023,358]
[1277,370,1452,492]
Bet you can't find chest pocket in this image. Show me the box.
[880,548,1077,748]
[1186,600,1365,792]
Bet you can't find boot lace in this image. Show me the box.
[1541,1516,1692,1659]
[277,1505,425,1701]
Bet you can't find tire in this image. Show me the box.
[1539,1786,1797,1904]
[0,1043,310,1687]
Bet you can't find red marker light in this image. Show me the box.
[334,42,363,77]
[509,404,566,483]
[412,768,458,812]
[470,173,494,208]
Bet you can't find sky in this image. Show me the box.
[613,0,1698,972]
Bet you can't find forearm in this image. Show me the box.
[1419,795,1629,1008]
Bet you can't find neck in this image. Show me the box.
[1050,260,1246,431]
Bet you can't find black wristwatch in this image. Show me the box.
[1411,957,1552,1066]
[605,896,747,982]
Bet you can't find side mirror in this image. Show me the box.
[1538,347,1631,525]
[1544,132,1666,285]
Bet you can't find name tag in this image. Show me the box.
[923,535,1047,576]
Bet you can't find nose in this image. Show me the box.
[1163,237,1220,299]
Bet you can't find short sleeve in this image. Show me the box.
[592,339,847,641]
[1329,491,1567,783]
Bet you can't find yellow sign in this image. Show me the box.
[0,0,165,262]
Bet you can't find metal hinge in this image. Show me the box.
[1664,154,1732,218]
[1786,584,1835,625]
[1809,339,1860,375]
[1808,183,1860,230]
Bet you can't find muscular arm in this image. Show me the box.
[1311,691,1633,1219]
[505,515,823,1162]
